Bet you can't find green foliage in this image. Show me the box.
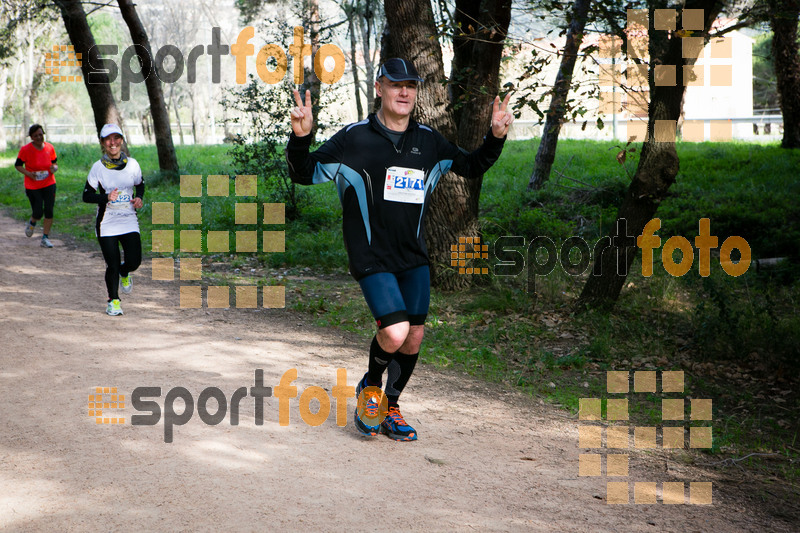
[690,268,800,368]
[234,0,263,25]
[222,7,338,220]
[753,31,779,111]
[225,75,310,220]
[658,142,800,261]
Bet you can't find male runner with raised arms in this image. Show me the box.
[286,58,513,441]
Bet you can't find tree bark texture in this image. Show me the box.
[0,66,7,152]
[53,0,122,136]
[450,0,512,213]
[300,0,322,141]
[383,0,511,290]
[383,0,471,290]
[528,0,592,191]
[347,13,365,120]
[358,0,379,111]
[117,0,179,176]
[382,0,455,136]
[578,0,723,306]
[769,0,800,149]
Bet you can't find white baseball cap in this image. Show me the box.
[99,123,124,139]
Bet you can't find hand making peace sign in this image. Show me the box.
[490,93,514,139]
[290,89,313,137]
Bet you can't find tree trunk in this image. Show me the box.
[0,66,7,152]
[769,0,800,149]
[579,1,722,306]
[450,0,512,213]
[347,11,365,121]
[302,0,322,140]
[383,0,511,290]
[359,0,378,111]
[117,0,179,176]
[528,0,592,191]
[139,112,151,143]
[384,0,470,289]
[190,93,198,144]
[171,87,185,145]
[382,0,455,136]
[53,0,122,136]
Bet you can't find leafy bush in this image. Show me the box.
[225,76,309,220]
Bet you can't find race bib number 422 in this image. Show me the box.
[108,189,133,210]
[384,167,425,204]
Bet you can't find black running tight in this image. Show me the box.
[25,184,56,219]
[98,232,141,300]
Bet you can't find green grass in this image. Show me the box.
[2,139,798,486]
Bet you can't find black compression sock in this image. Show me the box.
[386,351,419,406]
[29,220,37,226]
[367,336,394,386]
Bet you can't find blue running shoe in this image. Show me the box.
[381,406,418,441]
[354,373,383,436]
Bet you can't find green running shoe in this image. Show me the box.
[106,299,123,316]
[120,274,132,294]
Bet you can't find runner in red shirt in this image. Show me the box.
[15,124,58,248]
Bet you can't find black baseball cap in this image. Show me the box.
[377,58,424,82]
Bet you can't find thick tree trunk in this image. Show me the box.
[383,0,511,290]
[382,0,455,136]
[769,0,800,149]
[53,0,122,136]
[450,0,512,213]
[579,1,722,306]
[384,0,472,289]
[117,0,179,176]
[528,0,592,191]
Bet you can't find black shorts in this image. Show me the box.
[26,184,56,219]
[357,265,430,328]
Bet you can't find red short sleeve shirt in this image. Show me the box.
[17,142,57,190]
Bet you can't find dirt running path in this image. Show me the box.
[0,212,793,532]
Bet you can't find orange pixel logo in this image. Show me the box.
[578,370,713,505]
[598,9,735,142]
[89,386,125,425]
[451,236,489,275]
[151,175,286,309]
[46,45,83,83]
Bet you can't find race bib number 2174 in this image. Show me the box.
[384,167,425,204]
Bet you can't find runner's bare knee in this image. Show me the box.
[377,321,410,352]
[400,325,424,354]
